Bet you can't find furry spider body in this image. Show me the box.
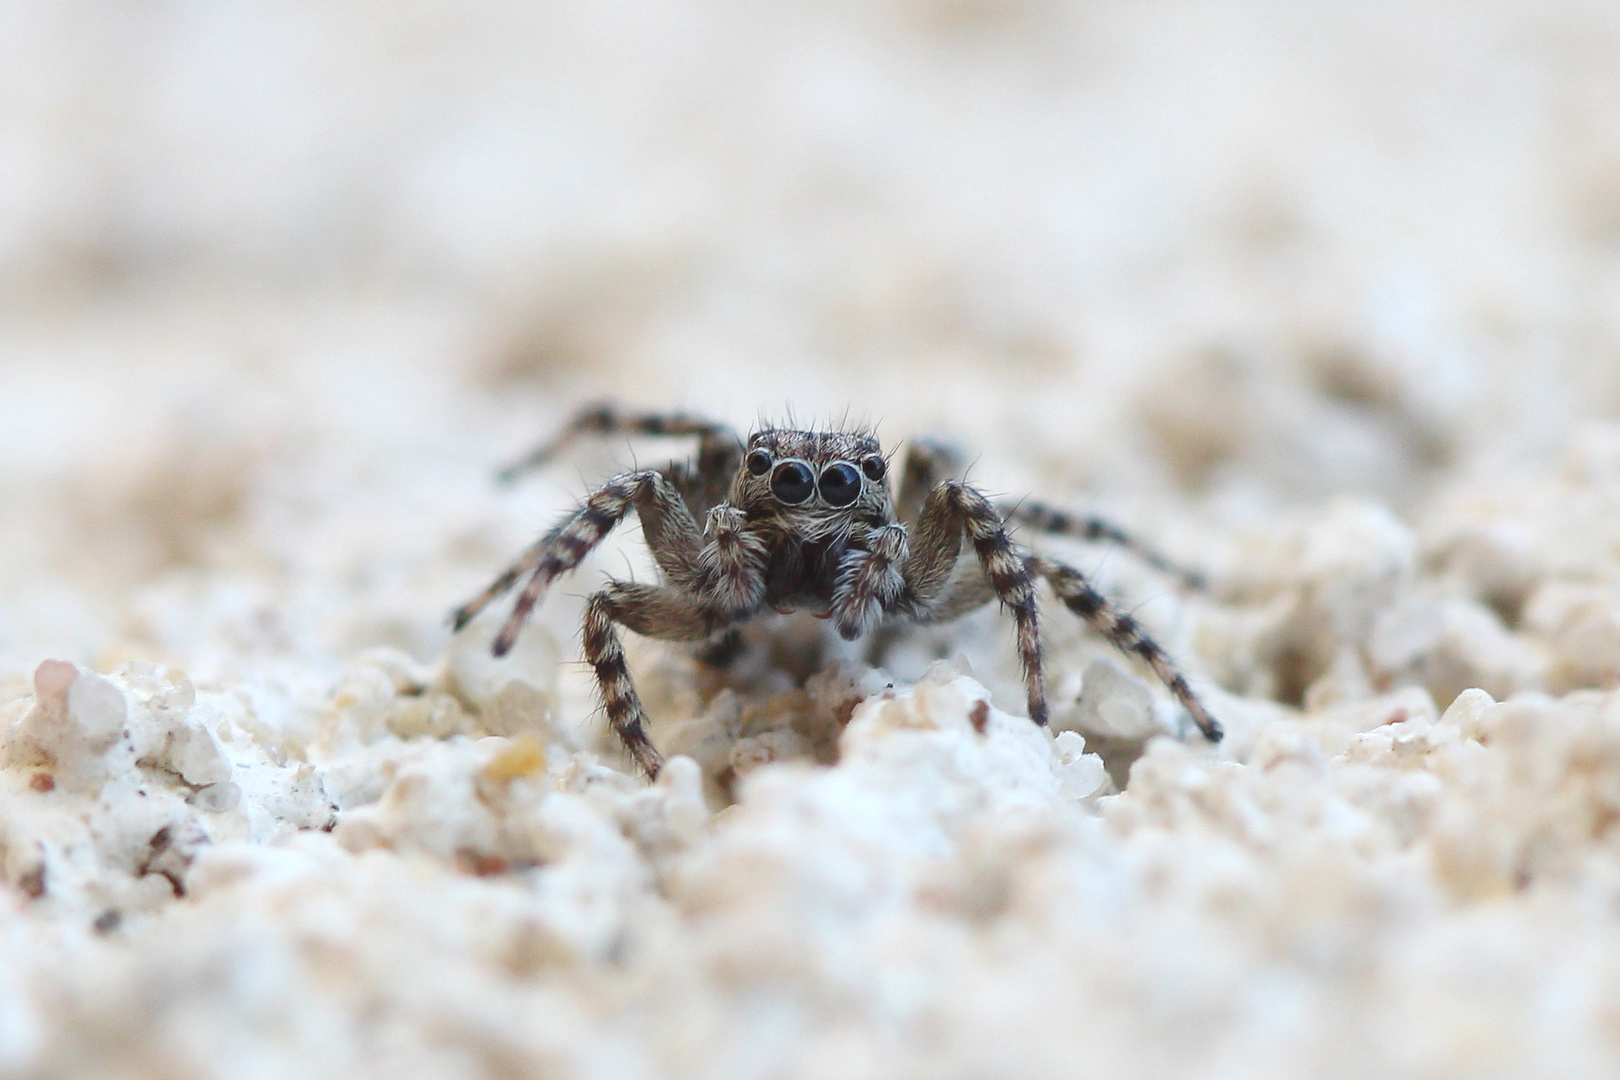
[453,406,1222,778]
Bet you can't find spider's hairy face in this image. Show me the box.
[732,428,893,540]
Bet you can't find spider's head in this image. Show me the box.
[735,428,893,539]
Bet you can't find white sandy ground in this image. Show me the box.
[8,1,1620,1077]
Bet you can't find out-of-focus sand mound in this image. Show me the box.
[5,1,1620,1076]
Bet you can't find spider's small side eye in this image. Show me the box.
[771,461,815,504]
[746,449,773,476]
[861,455,887,482]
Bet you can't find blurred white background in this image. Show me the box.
[4,0,1620,671]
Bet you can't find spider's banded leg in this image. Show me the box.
[829,523,909,640]
[450,515,581,632]
[1030,554,1223,743]
[584,582,737,780]
[463,470,702,656]
[902,481,1047,725]
[498,403,740,484]
[895,437,968,526]
[1004,501,1208,590]
[582,590,661,779]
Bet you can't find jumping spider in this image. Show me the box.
[453,405,1222,779]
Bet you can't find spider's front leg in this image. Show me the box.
[1001,501,1207,591]
[1029,555,1223,743]
[586,506,768,778]
[584,582,739,779]
[900,481,1048,725]
[450,469,703,653]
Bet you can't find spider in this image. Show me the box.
[452,404,1222,779]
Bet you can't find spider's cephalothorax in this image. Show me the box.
[453,405,1222,779]
[731,428,900,621]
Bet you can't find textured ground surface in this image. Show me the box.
[7,1,1620,1077]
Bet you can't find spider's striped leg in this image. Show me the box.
[901,481,1047,725]
[449,516,572,633]
[498,403,740,484]
[449,469,703,655]
[1030,554,1223,743]
[1003,501,1208,590]
[583,582,735,779]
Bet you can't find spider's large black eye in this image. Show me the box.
[861,455,887,482]
[819,462,862,507]
[771,461,815,504]
[746,448,773,476]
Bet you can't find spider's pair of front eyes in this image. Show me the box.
[746,449,885,507]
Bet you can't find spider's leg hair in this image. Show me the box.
[1030,554,1222,742]
[498,403,739,484]
[582,589,665,779]
[583,581,741,779]
[449,516,571,631]
[1004,501,1208,591]
[901,480,1046,725]
[481,469,703,657]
